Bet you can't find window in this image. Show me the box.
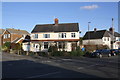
[35,34,38,38]
[104,37,106,41]
[3,34,10,39]
[71,33,76,38]
[108,37,109,41]
[43,34,50,38]
[44,42,48,49]
[59,33,66,38]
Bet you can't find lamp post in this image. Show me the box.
[112,18,114,49]
[88,22,91,44]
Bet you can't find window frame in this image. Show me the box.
[34,34,38,38]
[59,33,66,38]
[43,34,50,38]
[71,33,76,38]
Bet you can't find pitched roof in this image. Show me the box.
[31,23,79,33]
[0,29,5,34]
[83,30,109,40]
[108,31,120,37]
[6,28,29,35]
[83,30,120,40]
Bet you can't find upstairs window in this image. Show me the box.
[59,33,66,38]
[71,33,76,38]
[104,37,106,41]
[34,34,38,38]
[108,37,109,41]
[3,34,10,39]
[43,34,50,38]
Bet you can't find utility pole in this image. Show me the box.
[88,22,91,44]
[112,18,114,49]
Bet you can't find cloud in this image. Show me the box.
[80,4,99,10]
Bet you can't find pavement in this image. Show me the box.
[1,52,120,79]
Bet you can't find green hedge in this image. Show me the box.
[70,50,86,56]
[50,51,66,56]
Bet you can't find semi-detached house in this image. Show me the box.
[28,18,80,52]
[83,28,120,49]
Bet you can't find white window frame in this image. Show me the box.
[71,33,76,38]
[59,33,66,38]
[43,34,50,38]
[34,34,38,38]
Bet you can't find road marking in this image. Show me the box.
[26,71,61,78]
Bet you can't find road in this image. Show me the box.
[1,52,119,79]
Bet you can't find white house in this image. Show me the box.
[83,28,120,49]
[28,18,80,52]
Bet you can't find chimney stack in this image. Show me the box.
[94,28,97,32]
[109,27,114,32]
[54,18,59,26]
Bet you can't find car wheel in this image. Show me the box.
[99,54,102,58]
[108,54,111,57]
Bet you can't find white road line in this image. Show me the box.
[26,71,61,78]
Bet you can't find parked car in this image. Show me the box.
[91,49,112,58]
[110,49,120,55]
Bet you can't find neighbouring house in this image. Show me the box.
[22,35,31,51]
[83,28,120,49]
[0,29,5,46]
[1,28,29,46]
[29,18,80,52]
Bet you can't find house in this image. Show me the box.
[1,28,29,45]
[29,18,80,52]
[0,29,5,46]
[83,28,120,49]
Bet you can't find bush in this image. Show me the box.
[48,45,58,52]
[50,51,66,56]
[83,51,91,57]
[2,42,11,52]
[70,50,85,56]
[38,52,48,57]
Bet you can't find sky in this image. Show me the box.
[2,2,119,37]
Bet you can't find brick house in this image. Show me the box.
[1,28,29,46]
[0,29,5,46]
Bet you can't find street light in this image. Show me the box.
[111,18,114,49]
[88,22,91,44]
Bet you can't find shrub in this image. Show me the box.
[2,42,11,52]
[48,45,58,52]
[50,51,65,56]
[70,50,86,56]
[83,51,91,57]
[38,52,48,57]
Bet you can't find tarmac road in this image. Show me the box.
[1,52,119,79]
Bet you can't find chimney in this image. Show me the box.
[54,18,59,26]
[109,27,114,32]
[94,28,97,32]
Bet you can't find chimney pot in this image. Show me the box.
[94,28,97,32]
[54,18,59,26]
